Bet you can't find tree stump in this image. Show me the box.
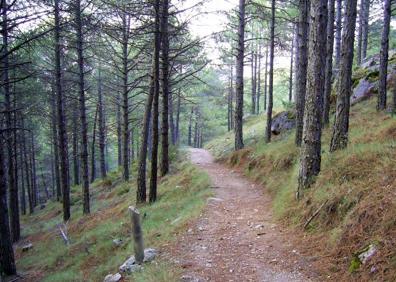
[129,206,144,264]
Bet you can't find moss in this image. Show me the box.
[366,70,380,83]
[349,256,362,273]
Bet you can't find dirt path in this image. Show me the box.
[171,148,318,282]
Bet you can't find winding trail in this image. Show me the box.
[171,148,318,282]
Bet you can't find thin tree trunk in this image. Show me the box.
[175,90,181,144]
[51,85,61,200]
[19,137,26,215]
[160,0,170,177]
[72,107,79,186]
[257,45,261,114]
[74,0,90,214]
[98,69,107,178]
[377,0,391,111]
[55,0,70,221]
[297,0,328,198]
[323,0,335,126]
[361,0,369,61]
[234,0,245,150]
[169,90,176,145]
[335,0,342,69]
[330,0,358,152]
[0,134,16,276]
[289,27,296,102]
[265,0,275,143]
[295,0,310,146]
[121,12,130,182]
[2,0,19,242]
[356,0,363,65]
[149,0,161,203]
[90,104,99,183]
[251,50,257,114]
[188,107,193,146]
[264,46,268,111]
[116,92,122,167]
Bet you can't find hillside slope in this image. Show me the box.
[207,93,396,280]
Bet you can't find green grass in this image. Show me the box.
[17,157,212,282]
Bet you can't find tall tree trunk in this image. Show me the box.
[188,107,193,146]
[160,0,170,176]
[289,28,296,102]
[297,0,328,198]
[234,0,245,150]
[361,0,369,61]
[251,50,257,114]
[295,0,310,146]
[257,45,261,114]
[116,92,122,167]
[72,107,79,186]
[149,0,161,203]
[98,69,107,178]
[263,45,268,111]
[121,12,130,182]
[330,0,358,152]
[75,0,90,214]
[356,0,363,65]
[377,0,391,111]
[51,86,61,200]
[175,90,181,144]
[55,0,70,221]
[264,0,275,143]
[323,0,335,126]
[19,138,26,215]
[0,134,16,276]
[334,0,342,69]
[1,0,19,242]
[90,104,98,183]
[30,134,38,208]
[169,90,176,145]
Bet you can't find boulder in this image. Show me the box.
[351,79,375,105]
[103,273,122,282]
[271,111,295,135]
[119,248,157,273]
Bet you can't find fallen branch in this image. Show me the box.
[303,200,328,230]
[59,223,70,245]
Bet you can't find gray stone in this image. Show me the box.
[119,248,157,273]
[271,111,295,135]
[21,243,33,252]
[351,79,375,105]
[143,248,157,262]
[358,244,377,264]
[103,273,122,282]
[112,238,123,247]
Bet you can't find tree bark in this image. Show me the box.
[74,0,90,214]
[323,0,335,126]
[251,50,257,115]
[264,45,268,111]
[0,134,17,276]
[55,0,70,221]
[289,27,296,102]
[51,85,61,200]
[264,0,275,143]
[361,0,369,61]
[377,0,391,111]
[295,0,310,147]
[297,0,328,198]
[116,92,122,167]
[334,0,342,69]
[257,45,261,114]
[175,90,181,144]
[234,0,245,150]
[90,104,99,183]
[188,107,193,146]
[330,0,358,152]
[149,0,161,203]
[72,107,79,186]
[98,69,107,178]
[160,0,170,177]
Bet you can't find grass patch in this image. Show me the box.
[17,158,212,282]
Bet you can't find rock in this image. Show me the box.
[112,239,123,247]
[21,243,33,252]
[351,79,375,105]
[103,273,122,282]
[358,244,377,264]
[119,248,157,273]
[143,248,157,263]
[271,111,295,135]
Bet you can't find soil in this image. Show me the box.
[170,148,321,282]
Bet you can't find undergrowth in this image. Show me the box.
[207,97,396,281]
[16,156,212,281]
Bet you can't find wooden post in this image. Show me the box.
[129,206,144,264]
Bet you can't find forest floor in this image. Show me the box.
[169,148,321,282]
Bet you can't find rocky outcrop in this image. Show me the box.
[351,79,375,105]
[271,111,295,135]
